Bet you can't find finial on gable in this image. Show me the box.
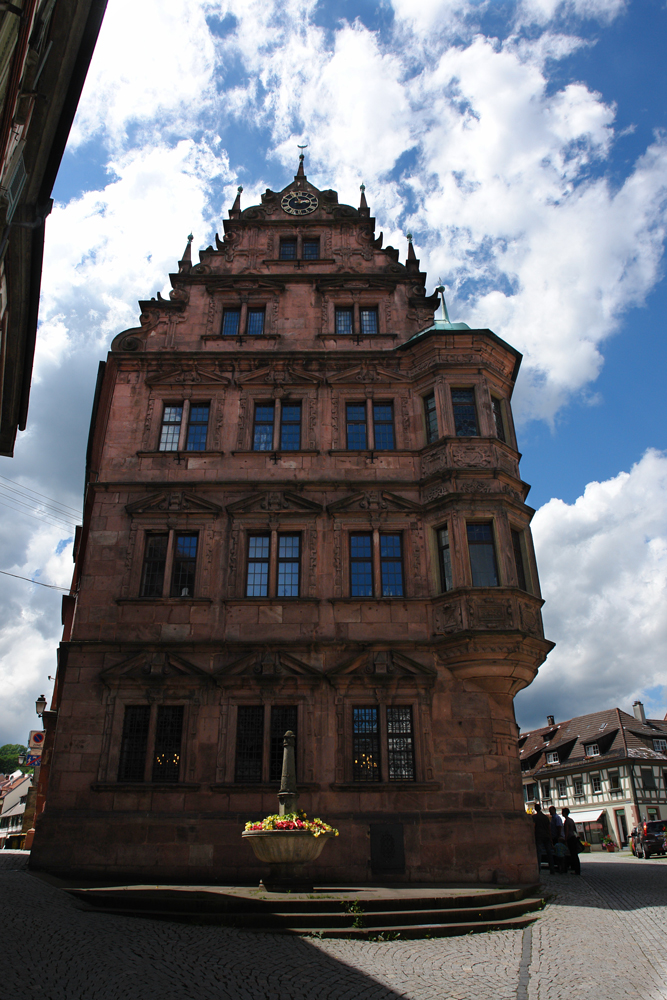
[178,233,193,272]
[230,185,243,216]
[406,232,418,268]
[296,143,308,179]
[359,183,368,211]
[435,283,451,323]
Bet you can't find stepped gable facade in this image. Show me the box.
[31,159,553,884]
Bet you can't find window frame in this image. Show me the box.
[246,307,266,337]
[244,529,303,599]
[451,387,479,437]
[348,529,406,598]
[584,743,600,757]
[424,392,438,444]
[591,773,602,793]
[221,307,241,337]
[335,306,354,337]
[279,238,297,260]
[252,402,275,452]
[466,521,500,587]
[546,751,559,764]
[117,702,185,784]
[437,524,453,592]
[246,533,271,598]
[158,403,183,452]
[233,702,300,784]
[185,402,210,452]
[279,401,302,451]
[653,739,667,753]
[139,530,199,600]
[491,396,507,443]
[302,238,320,260]
[511,528,528,591]
[372,401,395,450]
[359,306,379,336]
[346,401,368,450]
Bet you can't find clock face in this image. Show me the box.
[281,191,318,216]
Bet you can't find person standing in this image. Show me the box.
[549,805,564,844]
[532,803,555,874]
[562,807,581,876]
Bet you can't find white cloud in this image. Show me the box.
[515,450,667,728]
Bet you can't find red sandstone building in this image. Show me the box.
[31,159,553,884]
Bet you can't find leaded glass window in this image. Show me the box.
[253,403,275,451]
[512,529,527,591]
[270,706,298,782]
[279,239,297,260]
[235,706,264,783]
[277,534,300,597]
[140,534,168,597]
[380,534,403,596]
[222,308,240,336]
[159,405,182,451]
[350,533,373,597]
[186,404,209,451]
[467,523,499,587]
[152,705,183,783]
[170,534,197,597]
[346,403,367,449]
[424,393,438,444]
[353,707,381,782]
[492,397,506,442]
[387,707,415,781]
[247,534,270,597]
[360,307,378,335]
[438,526,452,592]
[302,239,319,260]
[373,403,394,450]
[280,403,301,451]
[336,308,353,336]
[118,706,150,782]
[247,308,265,336]
[451,388,478,436]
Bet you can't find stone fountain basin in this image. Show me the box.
[242,830,335,864]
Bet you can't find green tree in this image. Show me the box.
[0,744,28,774]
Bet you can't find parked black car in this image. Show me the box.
[632,820,667,859]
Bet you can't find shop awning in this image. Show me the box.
[568,809,605,823]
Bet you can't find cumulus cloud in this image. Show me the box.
[515,450,667,729]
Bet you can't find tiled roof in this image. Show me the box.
[519,708,667,778]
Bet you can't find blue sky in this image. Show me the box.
[1,0,666,745]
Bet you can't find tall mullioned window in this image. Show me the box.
[437,526,452,592]
[380,534,404,596]
[159,405,182,451]
[492,397,506,442]
[280,403,301,450]
[170,534,198,597]
[269,706,298,782]
[387,707,415,781]
[235,706,264,783]
[118,706,151,781]
[373,403,394,450]
[467,523,499,587]
[118,704,184,784]
[253,404,275,451]
[277,535,300,597]
[350,533,373,597]
[451,388,478,436]
[140,532,198,599]
[141,534,168,597]
[346,403,367,449]
[360,307,378,335]
[222,308,240,336]
[512,529,528,591]
[186,404,209,451]
[353,707,381,782]
[247,308,265,336]
[336,308,353,336]
[246,535,270,597]
[152,706,184,783]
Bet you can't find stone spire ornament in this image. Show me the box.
[230,185,243,216]
[359,183,368,210]
[178,233,193,273]
[277,730,298,815]
[296,144,308,179]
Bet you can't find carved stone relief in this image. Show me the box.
[434,601,463,634]
[520,602,541,636]
[236,396,248,450]
[308,395,317,450]
[333,522,342,598]
[308,526,318,597]
[452,446,493,468]
[142,397,155,451]
[212,391,226,451]
[468,597,514,630]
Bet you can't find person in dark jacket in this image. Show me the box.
[532,803,555,874]
[561,807,581,876]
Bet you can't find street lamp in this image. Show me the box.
[17,752,25,765]
[35,694,47,717]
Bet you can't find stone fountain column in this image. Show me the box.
[278,730,298,816]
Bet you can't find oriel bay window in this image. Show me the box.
[424,393,438,444]
[140,531,199,598]
[437,525,453,592]
[467,523,499,587]
[117,704,184,783]
[511,528,528,591]
[491,397,506,443]
[234,704,298,783]
[352,705,416,783]
[246,531,301,597]
[349,531,404,597]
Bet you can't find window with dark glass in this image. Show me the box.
[118,706,151,781]
[186,404,210,451]
[253,403,275,451]
[302,238,319,260]
[159,405,182,451]
[247,308,265,336]
[222,308,241,336]
[246,534,270,597]
[467,523,499,587]
[280,402,301,450]
[335,307,353,336]
[437,526,453,592]
[451,388,479,436]
[353,707,381,782]
[277,534,300,597]
[170,534,198,597]
[350,533,373,596]
[380,534,404,596]
[360,307,378,335]
[609,772,621,790]
[269,706,298,782]
[574,778,583,795]
[279,238,297,260]
[642,768,657,790]
[152,706,184,783]
[346,403,367,449]
[492,397,506,442]
[512,529,528,590]
[235,706,264,783]
[373,403,395,450]
[387,707,415,781]
[140,534,168,597]
[424,393,438,444]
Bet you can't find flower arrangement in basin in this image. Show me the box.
[242,731,339,890]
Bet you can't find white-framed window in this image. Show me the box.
[557,780,567,797]
[573,778,584,796]
[546,751,559,764]
[609,771,621,791]
[584,743,600,757]
[541,781,551,800]
[653,739,667,753]
[591,774,602,793]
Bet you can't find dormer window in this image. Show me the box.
[653,739,667,753]
[584,743,600,757]
[546,751,559,764]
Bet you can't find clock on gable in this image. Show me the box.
[281,190,318,216]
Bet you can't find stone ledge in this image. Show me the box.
[211,783,321,793]
[90,783,202,792]
[116,598,213,605]
[329,782,441,792]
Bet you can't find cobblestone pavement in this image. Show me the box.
[1,850,665,1000]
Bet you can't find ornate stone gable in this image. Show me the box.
[100,650,211,686]
[327,490,421,515]
[327,364,411,384]
[326,649,436,683]
[226,490,322,516]
[145,366,231,386]
[125,492,223,517]
[215,650,322,683]
[235,365,324,385]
